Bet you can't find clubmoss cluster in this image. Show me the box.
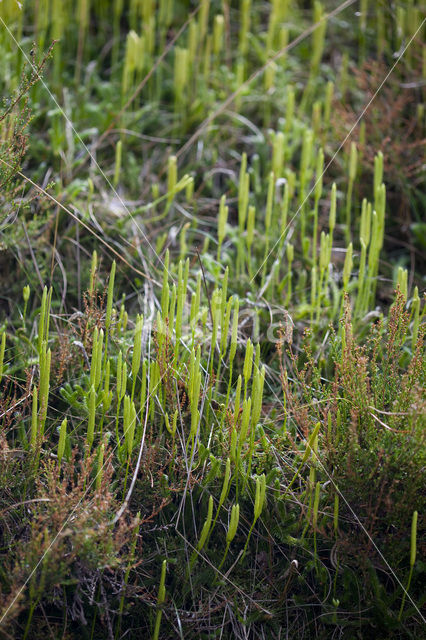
[0,1,424,639]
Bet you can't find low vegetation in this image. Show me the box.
[0,1,424,638]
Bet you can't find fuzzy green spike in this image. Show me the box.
[355,238,368,319]
[272,131,285,177]
[279,182,289,251]
[343,243,353,292]
[265,171,275,234]
[345,142,358,244]
[220,268,229,319]
[397,266,408,301]
[105,261,116,334]
[238,154,249,227]
[175,260,187,358]
[39,345,51,436]
[339,51,349,99]
[131,315,143,386]
[218,503,239,570]
[299,129,314,252]
[374,152,384,205]
[220,297,233,356]
[188,20,199,66]
[139,358,147,410]
[254,473,266,520]
[174,47,189,110]
[196,495,213,553]
[217,194,228,260]
[124,396,137,455]
[30,385,38,452]
[95,330,104,390]
[323,81,334,130]
[219,458,231,508]
[251,365,265,430]
[168,284,177,335]
[239,0,251,57]
[22,285,30,324]
[261,171,275,284]
[319,232,329,272]
[113,139,122,188]
[89,251,97,297]
[311,1,326,76]
[313,148,324,268]
[102,359,112,412]
[254,343,260,371]
[87,385,96,449]
[90,327,99,388]
[167,155,178,205]
[360,198,371,247]
[241,474,266,558]
[116,351,123,401]
[153,559,167,640]
[237,397,252,459]
[329,183,336,237]
[229,298,239,366]
[243,339,253,387]
[227,503,240,543]
[213,14,224,56]
[233,375,242,428]
[312,101,322,136]
[37,286,52,355]
[398,510,418,621]
[57,418,67,467]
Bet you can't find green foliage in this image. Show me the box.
[0,1,424,639]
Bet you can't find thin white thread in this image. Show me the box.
[0,353,166,625]
[176,0,358,161]
[251,17,426,284]
[0,157,160,283]
[257,361,425,621]
[0,3,423,629]
[0,17,174,283]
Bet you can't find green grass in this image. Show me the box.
[0,1,425,638]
